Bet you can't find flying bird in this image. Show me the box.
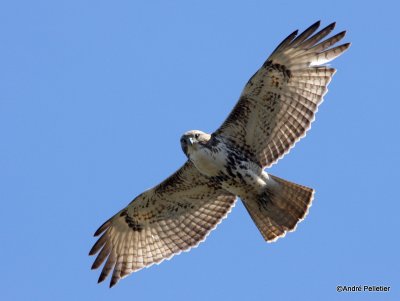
[89,21,350,287]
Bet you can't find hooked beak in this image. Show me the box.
[188,137,194,145]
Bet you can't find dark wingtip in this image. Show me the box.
[286,29,299,43]
[285,29,299,41]
[338,30,347,38]
[94,219,111,237]
[328,22,336,30]
[88,243,99,256]
[305,20,321,33]
[342,42,352,50]
[91,261,100,270]
[98,273,107,284]
[312,20,321,28]
[89,231,108,256]
[109,278,118,288]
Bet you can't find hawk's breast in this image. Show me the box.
[189,140,269,197]
[189,145,228,177]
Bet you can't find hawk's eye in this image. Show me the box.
[195,134,200,139]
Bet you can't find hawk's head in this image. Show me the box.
[180,130,211,157]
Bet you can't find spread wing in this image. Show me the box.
[214,21,350,168]
[89,161,236,287]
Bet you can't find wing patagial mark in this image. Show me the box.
[263,61,292,80]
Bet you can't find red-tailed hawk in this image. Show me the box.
[89,21,350,287]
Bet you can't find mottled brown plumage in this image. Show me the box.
[90,21,350,287]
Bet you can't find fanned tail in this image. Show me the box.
[243,174,314,242]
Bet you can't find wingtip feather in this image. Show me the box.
[307,20,321,32]
[94,219,112,237]
[342,42,351,50]
[98,273,107,284]
[110,277,120,288]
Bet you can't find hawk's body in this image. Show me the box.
[187,134,268,193]
[90,21,350,287]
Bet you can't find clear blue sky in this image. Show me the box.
[1,1,399,300]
